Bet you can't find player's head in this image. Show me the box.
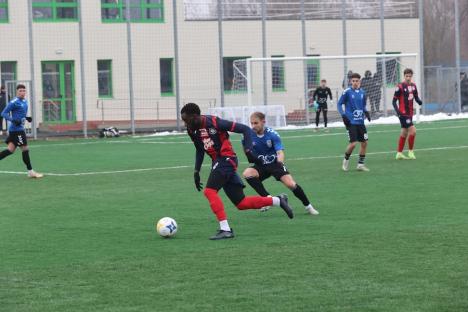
[0,85,5,92]
[181,102,202,130]
[403,68,413,83]
[365,70,372,78]
[16,84,26,99]
[250,112,266,134]
[320,79,327,87]
[350,73,361,89]
[461,72,466,80]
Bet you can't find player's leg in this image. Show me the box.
[314,108,321,131]
[407,124,417,159]
[18,145,43,178]
[323,108,328,131]
[0,142,16,160]
[396,118,410,159]
[343,125,358,171]
[279,174,319,215]
[243,166,270,197]
[356,126,370,171]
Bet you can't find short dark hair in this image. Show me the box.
[251,111,265,120]
[16,84,26,90]
[181,102,201,116]
[351,73,361,79]
[0,85,5,90]
[321,79,326,83]
[403,68,413,76]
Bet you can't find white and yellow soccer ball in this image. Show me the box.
[156,217,178,238]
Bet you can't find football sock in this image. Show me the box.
[22,150,33,170]
[291,184,310,206]
[323,110,328,127]
[315,112,320,127]
[398,136,406,152]
[245,176,270,197]
[0,149,13,160]
[203,188,227,221]
[236,196,273,210]
[408,134,415,150]
[219,220,231,232]
[344,153,351,160]
[358,154,366,164]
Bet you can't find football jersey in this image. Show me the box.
[312,87,333,104]
[244,127,283,165]
[337,88,368,125]
[393,82,420,117]
[1,97,28,132]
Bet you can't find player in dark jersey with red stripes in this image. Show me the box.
[392,68,423,160]
[181,103,293,240]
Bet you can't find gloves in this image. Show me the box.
[26,117,33,122]
[194,171,203,192]
[12,119,22,126]
[342,115,351,128]
[396,110,401,117]
[364,111,371,122]
[245,149,264,166]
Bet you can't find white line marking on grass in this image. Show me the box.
[1,145,467,177]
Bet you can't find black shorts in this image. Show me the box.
[206,156,246,206]
[347,124,368,143]
[399,116,414,128]
[317,103,328,112]
[252,162,290,182]
[5,131,28,147]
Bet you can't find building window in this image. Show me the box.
[98,60,113,98]
[101,0,164,23]
[272,55,285,92]
[1,61,17,87]
[32,0,78,22]
[223,56,249,94]
[376,52,401,86]
[0,0,8,23]
[306,55,320,90]
[160,58,174,96]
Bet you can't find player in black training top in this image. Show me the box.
[181,103,293,240]
[311,79,333,131]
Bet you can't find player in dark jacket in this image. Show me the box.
[311,79,333,131]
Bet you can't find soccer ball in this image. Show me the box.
[156,217,178,238]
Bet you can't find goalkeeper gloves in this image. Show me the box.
[26,117,33,123]
[364,111,371,122]
[194,171,203,192]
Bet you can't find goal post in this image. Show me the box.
[231,53,420,125]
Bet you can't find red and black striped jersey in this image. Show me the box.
[393,82,420,117]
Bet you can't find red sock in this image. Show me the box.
[236,196,273,210]
[204,188,227,221]
[398,136,406,152]
[408,134,415,150]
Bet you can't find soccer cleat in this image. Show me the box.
[305,204,319,215]
[342,159,350,171]
[396,152,408,160]
[28,170,44,179]
[407,150,416,160]
[277,194,294,219]
[356,164,370,172]
[209,229,235,240]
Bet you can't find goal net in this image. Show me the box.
[230,54,420,125]
[208,105,287,128]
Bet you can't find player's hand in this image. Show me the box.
[12,119,22,126]
[364,111,371,122]
[194,171,203,192]
[26,117,33,123]
[396,111,401,117]
[341,115,351,128]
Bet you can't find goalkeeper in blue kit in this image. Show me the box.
[0,84,43,178]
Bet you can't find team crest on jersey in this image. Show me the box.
[266,140,272,148]
[209,128,217,135]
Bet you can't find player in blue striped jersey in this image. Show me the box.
[0,84,43,178]
[242,112,319,215]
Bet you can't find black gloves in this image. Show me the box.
[245,149,264,166]
[342,116,351,128]
[26,117,33,122]
[194,171,203,192]
[364,111,371,122]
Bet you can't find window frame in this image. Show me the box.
[32,0,79,22]
[97,60,113,99]
[1,61,17,86]
[101,0,165,23]
[160,58,174,97]
[0,0,8,23]
[306,54,321,90]
[223,56,250,95]
[271,55,286,92]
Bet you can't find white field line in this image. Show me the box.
[1,145,467,177]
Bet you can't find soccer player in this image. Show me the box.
[242,112,319,215]
[311,79,333,132]
[393,68,423,160]
[0,84,43,178]
[181,103,294,240]
[337,73,371,172]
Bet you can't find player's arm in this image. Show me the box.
[327,87,333,100]
[1,102,13,121]
[363,92,371,121]
[392,85,401,115]
[271,131,285,164]
[188,132,205,192]
[337,91,350,127]
[313,88,319,101]
[414,85,423,105]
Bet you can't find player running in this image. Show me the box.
[242,112,319,215]
[393,68,423,160]
[311,79,333,132]
[338,73,371,172]
[0,84,43,178]
[181,103,293,240]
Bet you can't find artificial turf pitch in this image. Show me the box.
[1,119,468,311]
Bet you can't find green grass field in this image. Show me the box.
[1,119,468,312]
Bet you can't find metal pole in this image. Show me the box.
[217,0,225,108]
[262,0,268,106]
[26,0,37,139]
[78,0,88,138]
[418,0,426,115]
[172,0,181,130]
[125,0,136,135]
[341,0,348,79]
[247,59,253,106]
[301,0,310,124]
[454,0,462,114]
[380,0,387,116]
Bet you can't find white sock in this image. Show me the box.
[219,220,231,232]
[272,197,280,206]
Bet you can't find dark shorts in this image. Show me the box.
[347,124,368,143]
[5,131,28,147]
[206,156,245,206]
[252,162,290,182]
[399,116,414,128]
[317,103,328,112]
